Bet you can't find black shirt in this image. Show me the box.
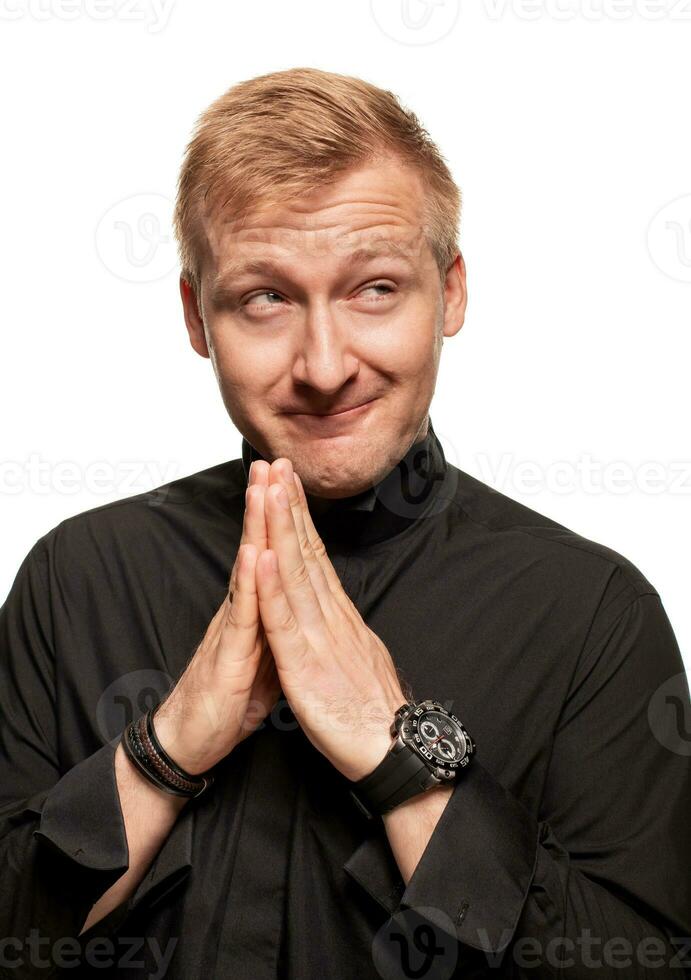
[1,418,689,978]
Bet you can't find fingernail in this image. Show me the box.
[277,487,290,510]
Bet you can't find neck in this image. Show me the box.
[304,416,431,512]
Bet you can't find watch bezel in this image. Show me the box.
[393,699,474,779]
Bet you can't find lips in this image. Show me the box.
[315,400,373,417]
[287,398,377,426]
[289,399,375,417]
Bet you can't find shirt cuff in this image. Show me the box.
[343,759,540,954]
[27,738,193,918]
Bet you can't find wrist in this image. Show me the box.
[347,699,475,819]
[335,690,406,782]
[148,703,223,778]
[381,779,453,825]
[120,707,216,799]
[115,740,190,810]
[341,730,395,783]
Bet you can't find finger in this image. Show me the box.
[228,474,254,598]
[265,482,327,631]
[250,459,271,487]
[243,485,269,554]
[229,463,269,596]
[255,548,311,669]
[269,459,334,612]
[243,482,270,645]
[204,545,262,733]
[221,470,268,648]
[219,543,260,651]
[208,531,258,648]
[292,470,353,602]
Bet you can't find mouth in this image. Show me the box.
[288,398,377,426]
[317,399,374,417]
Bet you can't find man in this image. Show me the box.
[1,66,689,979]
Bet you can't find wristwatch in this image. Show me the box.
[348,699,475,819]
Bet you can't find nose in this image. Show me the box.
[291,301,359,395]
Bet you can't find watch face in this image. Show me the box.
[401,702,473,773]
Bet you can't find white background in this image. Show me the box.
[1,0,689,675]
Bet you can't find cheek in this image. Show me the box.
[210,327,285,391]
[366,314,439,378]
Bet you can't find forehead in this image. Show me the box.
[201,157,431,281]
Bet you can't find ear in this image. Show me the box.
[179,276,210,359]
[442,251,468,339]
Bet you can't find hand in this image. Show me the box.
[153,462,281,775]
[254,457,409,782]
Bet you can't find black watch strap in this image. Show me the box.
[348,737,440,819]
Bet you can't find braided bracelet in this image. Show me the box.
[121,705,215,799]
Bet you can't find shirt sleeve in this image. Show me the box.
[344,586,691,978]
[0,537,193,960]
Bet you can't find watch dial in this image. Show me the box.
[418,710,467,764]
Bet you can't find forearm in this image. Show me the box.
[382,782,453,885]
[78,742,189,934]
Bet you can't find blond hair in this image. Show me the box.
[173,67,461,300]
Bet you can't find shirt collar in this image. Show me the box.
[240,416,450,549]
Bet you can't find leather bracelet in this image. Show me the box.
[137,714,205,795]
[122,716,185,796]
[121,706,214,799]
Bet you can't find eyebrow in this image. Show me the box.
[209,244,418,299]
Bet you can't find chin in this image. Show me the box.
[307,483,365,500]
[299,470,368,499]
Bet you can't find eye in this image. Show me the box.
[244,290,285,308]
[358,281,394,300]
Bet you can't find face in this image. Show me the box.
[180,155,467,499]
